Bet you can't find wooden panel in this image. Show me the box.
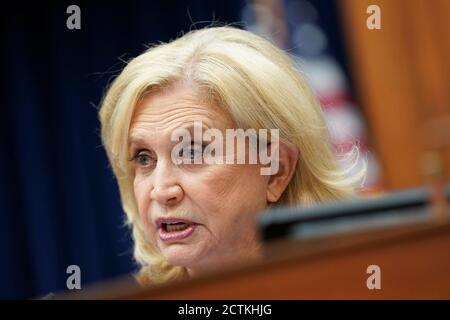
[124,223,450,299]
[60,221,450,299]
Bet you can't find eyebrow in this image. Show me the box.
[128,134,147,145]
[128,122,214,146]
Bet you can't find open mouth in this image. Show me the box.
[162,222,190,232]
[156,218,198,242]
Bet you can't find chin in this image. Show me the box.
[160,243,203,268]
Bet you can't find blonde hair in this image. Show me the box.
[98,26,361,285]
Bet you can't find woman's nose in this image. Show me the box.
[149,162,184,206]
[150,184,183,206]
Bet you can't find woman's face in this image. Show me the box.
[129,84,271,275]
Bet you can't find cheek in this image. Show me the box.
[133,175,152,228]
[213,164,268,204]
[191,165,268,229]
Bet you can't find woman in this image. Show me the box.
[98,26,360,286]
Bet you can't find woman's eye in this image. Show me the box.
[180,145,203,161]
[133,152,155,167]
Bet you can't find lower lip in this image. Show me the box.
[159,224,197,242]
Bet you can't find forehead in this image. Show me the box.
[128,85,234,144]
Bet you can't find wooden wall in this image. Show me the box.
[339,0,450,190]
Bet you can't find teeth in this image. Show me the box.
[165,223,189,232]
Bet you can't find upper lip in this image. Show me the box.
[155,217,196,228]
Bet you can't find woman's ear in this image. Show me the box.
[266,140,299,203]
